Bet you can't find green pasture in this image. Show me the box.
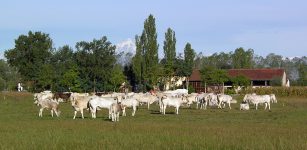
[0,92,307,150]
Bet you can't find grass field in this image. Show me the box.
[0,92,307,150]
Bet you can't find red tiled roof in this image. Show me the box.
[228,69,285,80]
[189,69,202,81]
[189,68,285,81]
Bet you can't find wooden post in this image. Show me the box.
[222,82,225,94]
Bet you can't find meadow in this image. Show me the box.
[0,92,307,150]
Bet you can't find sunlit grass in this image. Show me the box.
[0,92,307,149]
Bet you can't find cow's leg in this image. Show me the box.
[176,107,179,115]
[51,110,54,117]
[122,107,125,116]
[39,108,44,117]
[73,111,77,119]
[92,108,97,118]
[54,108,60,117]
[117,112,119,121]
[163,105,166,115]
[159,101,163,113]
[147,102,150,110]
[255,103,258,110]
[109,109,112,119]
[228,102,231,109]
[268,103,270,110]
[218,101,221,109]
[196,101,199,109]
[264,103,267,110]
[132,106,136,116]
[81,109,84,119]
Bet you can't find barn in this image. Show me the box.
[189,68,289,93]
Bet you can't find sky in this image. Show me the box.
[1,0,307,59]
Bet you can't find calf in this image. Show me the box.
[240,101,249,110]
[110,103,122,122]
[35,98,61,117]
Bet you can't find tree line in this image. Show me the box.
[1,14,307,92]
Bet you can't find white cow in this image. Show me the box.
[134,93,158,110]
[163,89,188,97]
[161,96,188,115]
[120,98,139,116]
[186,94,198,107]
[34,92,54,102]
[246,95,271,110]
[196,93,211,109]
[70,95,92,119]
[88,96,120,119]
[217,94,232,109]
[208,93,219,107]
[270,94,277,103]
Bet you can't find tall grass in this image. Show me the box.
[0,92,307,149]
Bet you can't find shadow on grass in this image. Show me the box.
[150,110,175,115]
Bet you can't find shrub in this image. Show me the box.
[239,86,307,97]
[188,85,195,94]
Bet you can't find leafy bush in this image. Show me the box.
[225,88,236,95]
[188,85,195,94]
[240,86,307,97]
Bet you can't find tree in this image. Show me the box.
[232,47,254,69]
[163,28,176,90]
[59,66,81,92]
[202,52,232,69]
[36,64,56,91]
[183,43,195,89]
[5,31,53,90]
[132,35,144,85]
[230,75,250,88]
[174,53,185,77]
[143,14,159,87]
[0,60,21,91]
[51,45,75,91]
[200,66,229,93]
[75,36,116,92]
[110,64,126,91]
[253,55,265,68]
[263,53,283,68]
[297,57,307,86]
[194,52,203,69]
[132,14,159,91]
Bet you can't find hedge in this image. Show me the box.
[239,86,307,97]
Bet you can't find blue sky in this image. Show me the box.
[1,0,307,59]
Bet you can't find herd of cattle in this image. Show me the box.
[33,89,277,122]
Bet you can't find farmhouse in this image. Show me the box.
[189,68,289,93]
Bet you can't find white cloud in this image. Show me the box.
[115,38,136,65]
[115,38,136,55]
[0,51,4,60]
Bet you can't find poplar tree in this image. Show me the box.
[132,14,159,91]
[143,14,159,87]
[183,43,195,89]
[163,28,176,89]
